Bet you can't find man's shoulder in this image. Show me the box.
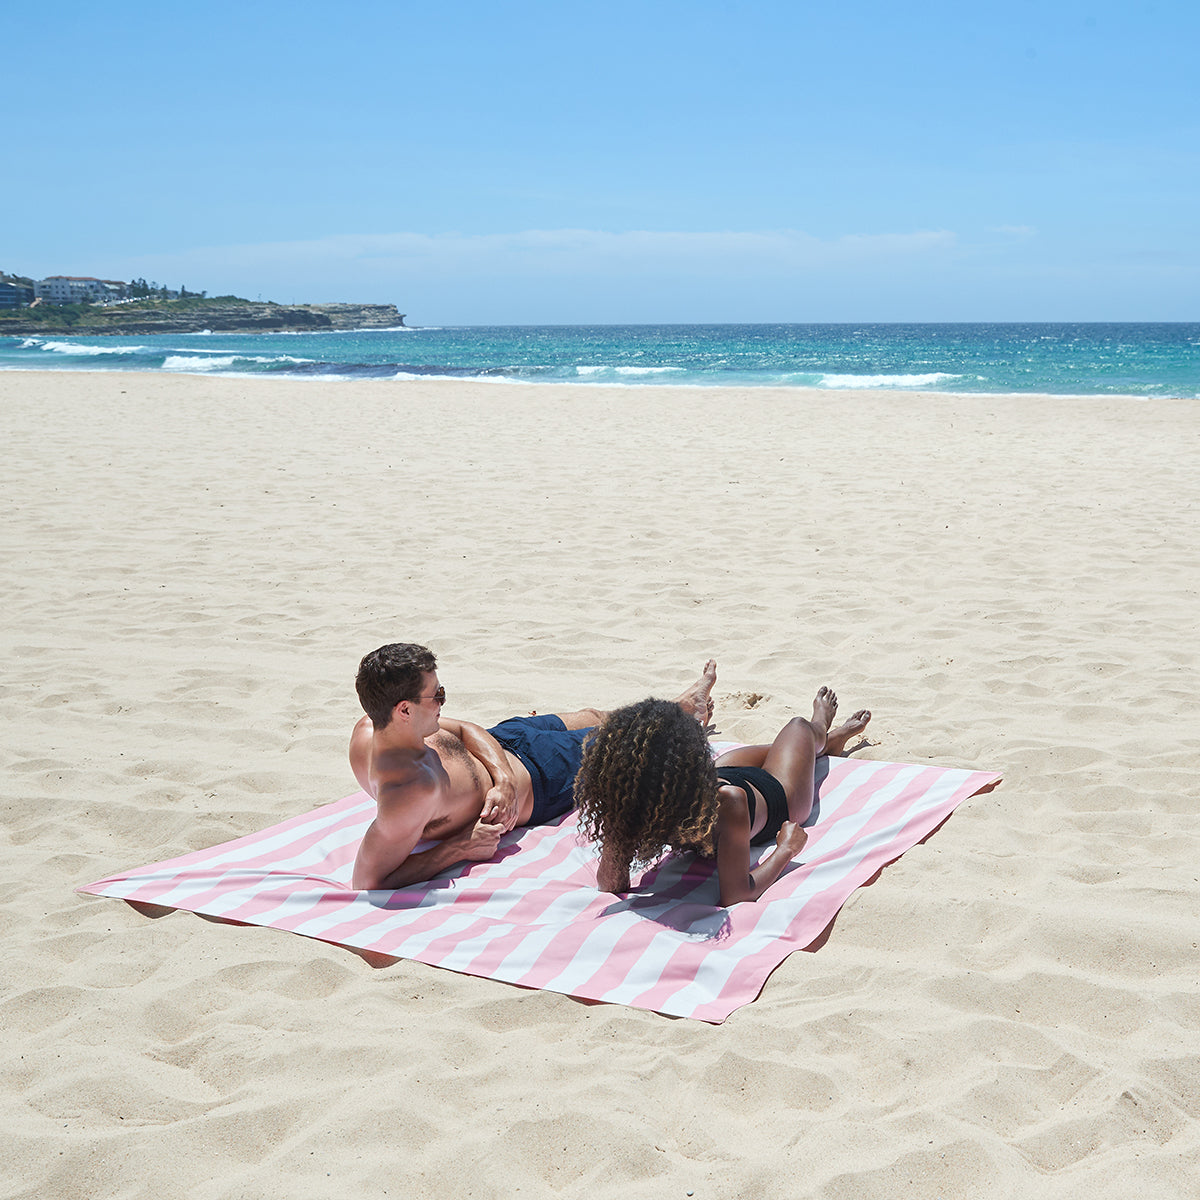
[372,745,441,804]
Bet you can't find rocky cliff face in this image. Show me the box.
[0,301,406,336]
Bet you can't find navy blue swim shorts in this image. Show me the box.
[486,714,594,825]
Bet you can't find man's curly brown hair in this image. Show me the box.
[575,698,719,874]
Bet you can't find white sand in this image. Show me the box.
[2,369,1197,1198]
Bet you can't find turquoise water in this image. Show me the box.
[2,323,1197,397]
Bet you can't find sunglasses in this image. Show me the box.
[410,685,446,706]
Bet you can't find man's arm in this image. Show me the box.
[351,779,504,890]
[437,716,521,830]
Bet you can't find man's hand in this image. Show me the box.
[456,815,506,861]
[480,779,520,832]
[440,717,523,832]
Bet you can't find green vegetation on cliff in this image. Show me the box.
[0,295,250,332]
[0,296,404,336]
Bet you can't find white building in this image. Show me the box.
[34,276,127,304]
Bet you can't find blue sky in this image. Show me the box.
[6,0,1197,322]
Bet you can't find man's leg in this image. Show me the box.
[673,659,718,724]
[552,707,607,731]
[547,658,718,730]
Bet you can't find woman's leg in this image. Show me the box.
[825,709,871,755]
[759,688,837,824]
[716,688,837,824]
[716,704,871,770]
[713,742,772,769]
[715,693,873,823]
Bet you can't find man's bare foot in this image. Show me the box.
[675,659,717,724]
[824,709,871,756]
[811,687,838,742]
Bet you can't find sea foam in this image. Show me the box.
[817,372,963,389]
[614,365,685,375]
[29,340,147,356]
[162,354,313,371]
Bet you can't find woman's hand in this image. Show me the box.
[596,844,631,893]
[776,820,808,859]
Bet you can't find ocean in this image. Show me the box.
[2,323,1197,397]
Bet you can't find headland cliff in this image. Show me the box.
[0,298,406,336]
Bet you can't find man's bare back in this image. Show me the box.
[348,646,718,891]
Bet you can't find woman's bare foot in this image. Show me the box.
[824,709,871,756]
[811,686,838,742]
[675,659,717,724]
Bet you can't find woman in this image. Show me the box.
[574,688,870,906]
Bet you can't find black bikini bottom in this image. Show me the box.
[716,764,790,846]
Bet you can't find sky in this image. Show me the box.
[5,0,1198,323]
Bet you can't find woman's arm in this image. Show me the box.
[596,842,632,893]
[715,787,808,905]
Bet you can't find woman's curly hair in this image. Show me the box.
[575,698,719,874]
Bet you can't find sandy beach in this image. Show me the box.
[2,369,1197,1198]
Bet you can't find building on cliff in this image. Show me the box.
[34,276,129,305]
[0,281,35,308]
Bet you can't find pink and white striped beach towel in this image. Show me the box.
[79,755,999,1022]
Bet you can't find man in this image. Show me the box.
[349,643,716,890]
